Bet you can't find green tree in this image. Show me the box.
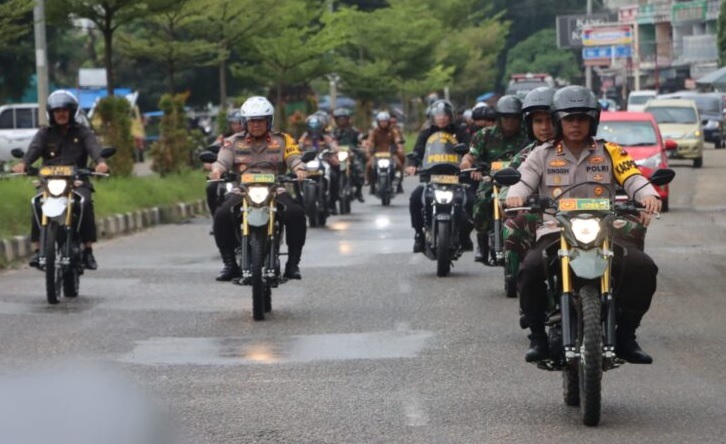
[231,0,346,129]
[0,0,34,50]
[47,0,176,95]
[94,96,135,176]
[193,0,283,109]
[504,28,580,83]
[118,0,218,93]
[719,0,726,66]
[150,93,193,176]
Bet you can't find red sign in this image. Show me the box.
[619,5,639,23]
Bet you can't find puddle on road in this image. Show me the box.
[121,330,434,366]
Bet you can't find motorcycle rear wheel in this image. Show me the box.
[436,221,451,277]
[250,232,267,321]
[304,182,319,228]
[44,222,62,305]
[579,283,603,426]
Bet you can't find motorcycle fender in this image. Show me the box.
[41,196,69,219]
[569,249,607,280]
[246,207,270,227]
[436,214,451,221]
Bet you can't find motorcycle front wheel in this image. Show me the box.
[436,221,451,277]
[44,222,62,305]
[578,283,603,426]
[63,236,81,298]
[303,182,319,228]
[249,231,267,321]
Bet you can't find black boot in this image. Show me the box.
[355,187,365,203]
[83,248,98,270]
[216,252,241,282]
[29,249,40,268]
[413,231,424,253]
[474,233,489,264]
[284,250,302,280]
[525,325,549,362]
[460,233,473,252]
[615,315,653,364]
[396,181,404,194]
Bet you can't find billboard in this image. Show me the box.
[582,26,633,47]
[556,13,615,49]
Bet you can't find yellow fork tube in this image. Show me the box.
[267,195,276,237]
[492,184,501,221]
[601,238,611,294]
[41,191,48,226]
[560,235,572,293]
[242,198,249,236]
[65,190,73,225]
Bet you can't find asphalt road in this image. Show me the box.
[1,146,725,443]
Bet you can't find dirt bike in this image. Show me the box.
[9,147,115,305]
[336,145,355,214]
[371,151,397,206]
[199,151,300,321]
[301,149,333,227]
[505,168,675,426]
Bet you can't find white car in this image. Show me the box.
[627,90,658,112]
[0,104,41,164]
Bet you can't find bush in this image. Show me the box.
[150,93,196,176]
[94,96,135,176]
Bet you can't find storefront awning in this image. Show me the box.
[695,66,726,90]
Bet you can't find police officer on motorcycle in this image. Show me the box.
[332,107,365,203]
[406,99,472,253]
[505,85,662,364]
[210,97,308,281]
[12,90,109,270]
[460,95,529,263]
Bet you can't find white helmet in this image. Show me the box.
[463,109,473,120]
[473,101,488,110]
[240,96,274,128]
[375,111,390,121]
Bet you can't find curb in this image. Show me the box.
[0,199,207,267]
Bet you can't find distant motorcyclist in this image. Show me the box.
[505,85,661,364]
[364,111,405,194]
[209,96,308,281]
[332,107,365,202]
[299,114,341,214]
[469,103,497,135]
[406,99,472,253]
[12,89,109,270]
[459,95,529,263]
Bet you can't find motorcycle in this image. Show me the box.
[200,151,298,321]
[505,168,675,426]
[10,147,115,305]
[371,150,397,206]
[301,149,333,227]
[336,145,355,214]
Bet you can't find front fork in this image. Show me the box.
[491,184,503,263]
[559,237,615,360]
[238,197,278,282]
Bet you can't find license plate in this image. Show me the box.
[39,165,74,177]
[241,173,275,184]
[430,174,459,184]
[558,198,610,211]
[490,161,510,172]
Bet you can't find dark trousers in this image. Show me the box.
[518,233,658,327]
[31,186,96,244]
[329,164,340,206]
[206,182,220,216]
[409,184,474,240]
[213,192,306,258]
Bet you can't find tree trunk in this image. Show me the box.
[103,26,114,96]
[219,60,227,109]
[169,58,175,94]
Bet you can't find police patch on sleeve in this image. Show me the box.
[283,133,302,158]
[604,142,641,185]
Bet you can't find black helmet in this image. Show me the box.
[522,87,555,140]
[472,104,496,121]
[332,108,351,118]
[46,90,79,126]
[430,99,455,120]
[552,85,600,137]
[226,110,242,124]
[495,95,522,117]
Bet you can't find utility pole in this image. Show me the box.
[34,0,49,125]
[585,0,593,91]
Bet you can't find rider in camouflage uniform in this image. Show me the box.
[459,95,529,263]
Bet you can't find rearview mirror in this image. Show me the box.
[100,147,116,158]
[492,167,521,186]
[10,148,24,159]
[207,143,221,154]
[301,150,317,163]
[649,168,675,186]
[198,151,218,163]
[452,143,469,155]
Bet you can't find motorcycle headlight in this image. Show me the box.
[634,153,662,170]
[434,189,454,204]
[306,159,320,170]
[47,179,68,197]
[247,186,270,204]
[377,158,391,168]
[225,182,234,193]
[338,151,349,162]
[570,217,601,244]
[704,120,720,129]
